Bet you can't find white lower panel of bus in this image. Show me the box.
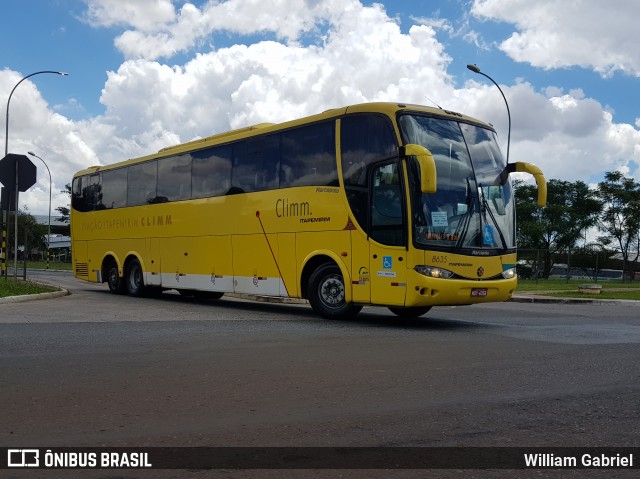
[155,273,287,297]
[157,272,233,293]
[233,275,287,297]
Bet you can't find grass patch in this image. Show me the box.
[517,278,640,300]
[0,279,58,298]
[517,279,640,291]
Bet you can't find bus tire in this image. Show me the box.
[106,261,126,295]
[308,263,362,319]
[388,306,432,318]
[125,258,145,297]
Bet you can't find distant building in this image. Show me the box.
[33,215,70,236]
[34,215,71,261]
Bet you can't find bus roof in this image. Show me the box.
[73,102,493,177]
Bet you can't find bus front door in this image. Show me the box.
[368,162,407,307]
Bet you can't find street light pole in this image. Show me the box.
[28,152,51,269]
[3,70,67,278]
[467,63,511,164]
[5,71,68,156]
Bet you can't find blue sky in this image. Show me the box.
[1,0,639,214]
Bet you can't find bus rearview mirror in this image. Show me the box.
[506,162,547,207]
[403,144,437,194]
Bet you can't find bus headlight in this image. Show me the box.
[502,267,516,279]
[414,265,454,279]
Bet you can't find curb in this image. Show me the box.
[510,294,629,304]
[0,288,70,304]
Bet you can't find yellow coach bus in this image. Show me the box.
[71,102,546,319]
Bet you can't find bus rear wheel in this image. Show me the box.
[388,306,432,318]
[308,263,362,320]
[106,261,126,294]
[125,258,145,297]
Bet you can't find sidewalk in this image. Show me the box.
[510,290,640,304]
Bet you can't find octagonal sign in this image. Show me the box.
[0,153,37,192]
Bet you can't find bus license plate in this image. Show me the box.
[471,288,488,297]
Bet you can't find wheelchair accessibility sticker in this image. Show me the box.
[483,225,495,246]
[382,256,393,269]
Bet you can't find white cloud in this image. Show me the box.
[471,0,640,76]
[409,16,454,36]
[96,3,455,140]
[83,0,177,32]
[105,0,355,60]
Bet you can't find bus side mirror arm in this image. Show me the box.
[401,144,437,194]
[504,162,547,207]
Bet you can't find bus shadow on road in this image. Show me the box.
[346,309,493,331]
[90,288,493,331]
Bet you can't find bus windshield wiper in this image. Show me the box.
[454,178,475,248]
[478,183,507,249]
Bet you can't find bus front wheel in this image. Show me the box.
[125,258,145,297]
[308,263,362,320]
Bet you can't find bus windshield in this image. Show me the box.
[399,114,516,251]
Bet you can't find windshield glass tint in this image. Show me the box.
[399,114,515,251]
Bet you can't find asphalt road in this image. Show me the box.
[1,271,639,478]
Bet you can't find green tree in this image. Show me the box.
[6,208,48,258]
[56,183,71,224]
[515,179,602,276]
[597,171,640,279]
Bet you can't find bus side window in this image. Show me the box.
[231,136,279,193]
[158,154,192,202]
[72,173,102,212]
[281,121,338,187]
[192,145,232,198]
[127,161,158,206]
[230,141,249,193]
[341,114,398,233]
[72,176,88,212]
[341,114,398,183]
[101,168,127,209]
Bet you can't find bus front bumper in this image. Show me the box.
[405,270,517,307]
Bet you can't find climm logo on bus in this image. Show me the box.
[275,198,311,218]
[274,198,332,224]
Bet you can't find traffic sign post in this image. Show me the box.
[1,187,5,278]
[0,153,38,278]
